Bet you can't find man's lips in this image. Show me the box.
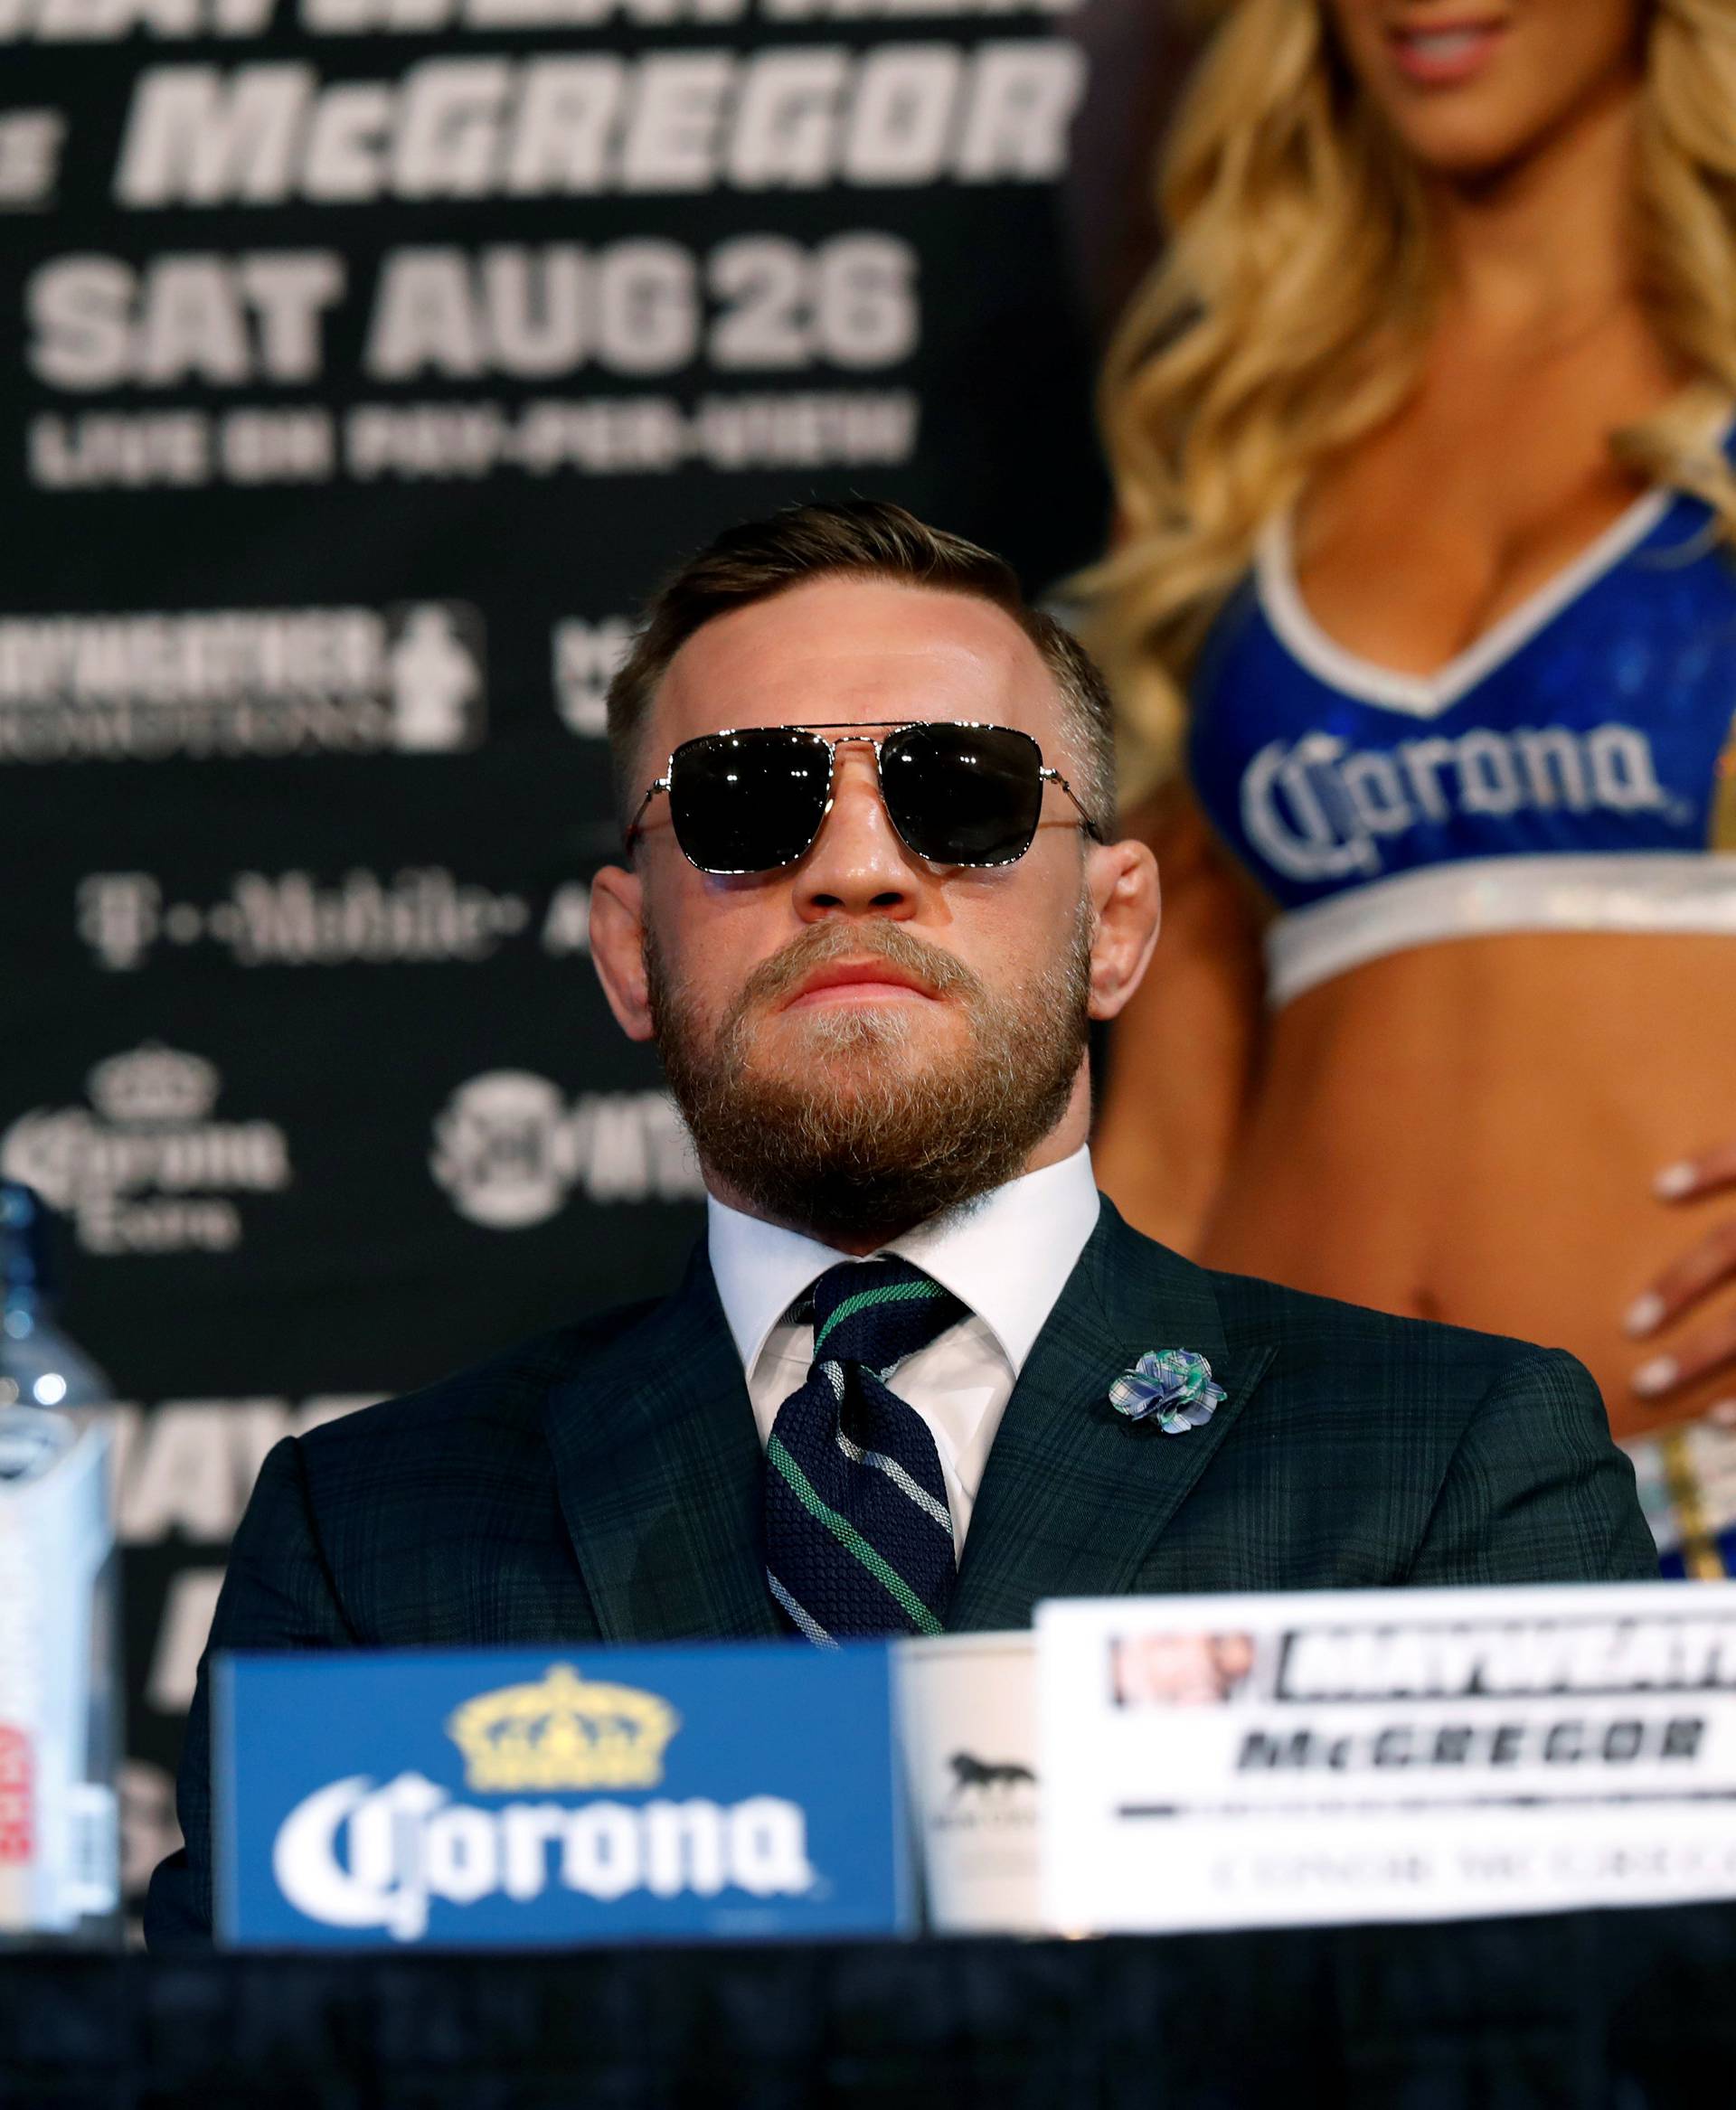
[1388,18,1506,85]
[784,960,939,1008]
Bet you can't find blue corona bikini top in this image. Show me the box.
[1188,425,1736,1004]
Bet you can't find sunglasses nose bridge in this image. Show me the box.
[813,734,901,849]
[783,749,924,914]
[822,730,884,786]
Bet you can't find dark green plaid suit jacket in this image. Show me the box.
[145,1200,1656,1948]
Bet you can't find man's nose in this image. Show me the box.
[792,739,922,920]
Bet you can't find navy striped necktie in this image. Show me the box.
[763,1257,967,1646]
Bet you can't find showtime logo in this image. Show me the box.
[0,1043,292,1254]
[429,1072,702,1226]
[0,603,483,763]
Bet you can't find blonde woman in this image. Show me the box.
[1086,0,1736,1575]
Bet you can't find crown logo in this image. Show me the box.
[445,1663,680,1794]
[87,1043,219,1126]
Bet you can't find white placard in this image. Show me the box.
[895,1632,1038,1933]
[1038,1583,1736,1935]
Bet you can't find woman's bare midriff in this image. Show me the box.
[1194,929,1736,1441]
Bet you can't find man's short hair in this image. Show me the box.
[606,499,1117,837]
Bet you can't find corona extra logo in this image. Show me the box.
[446,1664,679,1794]
[87,1043,218,1126]
[1,1041,291,1257]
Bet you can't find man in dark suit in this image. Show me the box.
[146,501,1656,1948]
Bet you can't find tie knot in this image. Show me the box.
[808,1257,965,1375]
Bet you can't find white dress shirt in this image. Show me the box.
[707,1147,1101,1558]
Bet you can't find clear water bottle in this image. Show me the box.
[0,1179,121,1947]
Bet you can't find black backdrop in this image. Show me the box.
[0,0,1116,1917]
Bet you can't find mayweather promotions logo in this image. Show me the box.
[446,1666,679,1794]
[0,603,483,763]
[0,1043,291,1254]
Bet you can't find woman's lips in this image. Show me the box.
[1389,21,1506,86]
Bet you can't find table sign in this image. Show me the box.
[895,1632,1038,1932]
[1039,1583,1736,1935]
[214,1642,910,1948]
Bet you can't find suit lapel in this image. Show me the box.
[948,1202,1275,1632]
[543,1244,780,1644]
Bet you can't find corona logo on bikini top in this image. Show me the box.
[445,1664,680,1794]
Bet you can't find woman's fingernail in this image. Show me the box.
[1624,1294,1666,1337]
[1709,1401,1736,1429]
[1656,1162,1698,1199]
[1634,1355,1680,1398]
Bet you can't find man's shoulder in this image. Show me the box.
[297,1294,663,1484]
[1100,1209,1583,1416]
[1203,1264,1548,1387]
[1095,1218,1650,1588]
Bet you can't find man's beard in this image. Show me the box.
[647,909,1093,1246]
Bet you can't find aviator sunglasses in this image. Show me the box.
[625,721,1105,875]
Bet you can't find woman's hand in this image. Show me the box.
[1625,1143,1736,1412]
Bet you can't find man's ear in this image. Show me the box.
[589,863,655,1042]
[1085,838,1160,1022]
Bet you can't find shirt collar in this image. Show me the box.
[706,1146,1100,1381]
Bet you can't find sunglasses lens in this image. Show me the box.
[882,723,1044,864]
[668,729,830,872]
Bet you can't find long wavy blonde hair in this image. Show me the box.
[1080,0,1736,807]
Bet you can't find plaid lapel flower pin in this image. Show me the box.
[1109,1348,1226,1435]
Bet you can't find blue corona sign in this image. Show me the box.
[213,1642,909,1948]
